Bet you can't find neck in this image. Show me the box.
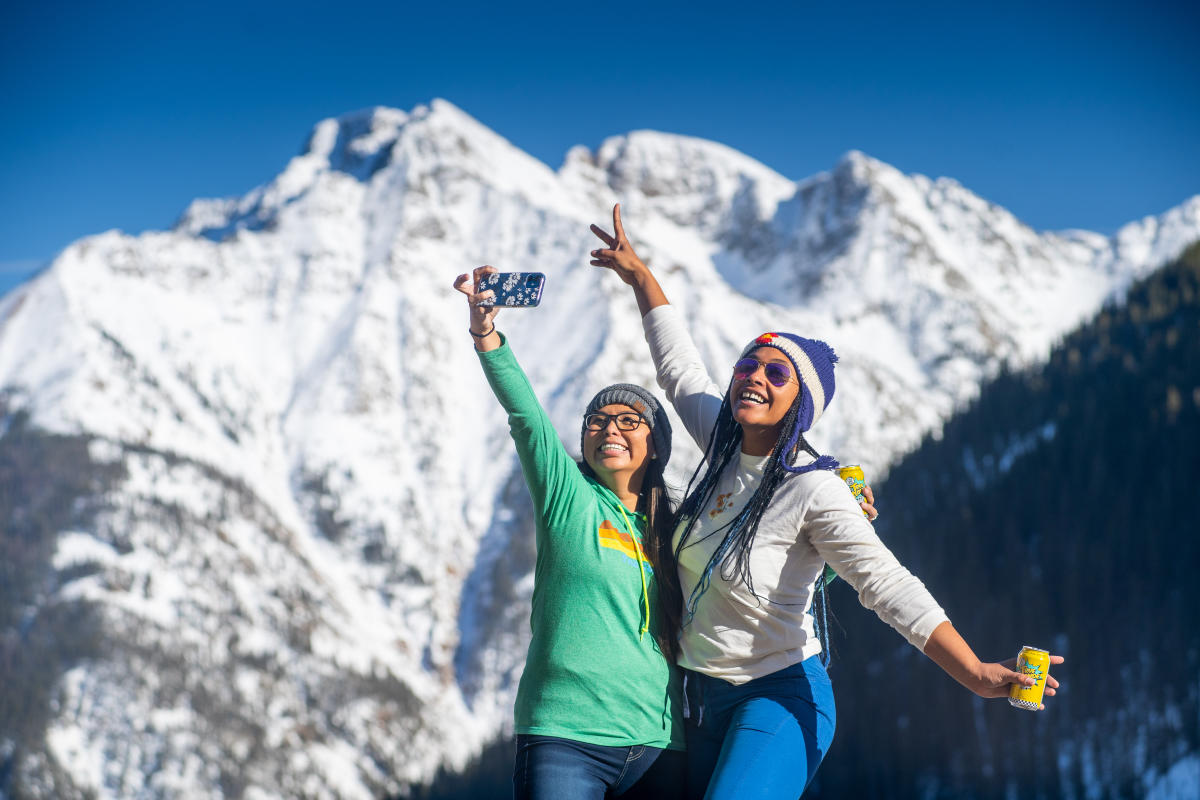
[599,468,646,511]
[739,424,780,457]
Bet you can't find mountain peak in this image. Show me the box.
[176,98,562,239]
[302,105,410,165]
[830,149,908,189]
[592,129,791,193]
[836,148,877,170]
[561,128,795,234]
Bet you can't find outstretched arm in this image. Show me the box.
[923,621,1064,708]
[453,265,592,530]
[590,203,669,317]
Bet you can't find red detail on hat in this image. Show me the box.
[755,333,779,345]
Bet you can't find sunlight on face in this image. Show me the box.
[728,347,800,435]
[583,404,654,480]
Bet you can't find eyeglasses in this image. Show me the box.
[584,412,646,432]
[732,357,795,388]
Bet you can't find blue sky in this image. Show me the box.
[2,0,1197,295]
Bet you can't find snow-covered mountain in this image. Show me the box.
[0,98,1196,799]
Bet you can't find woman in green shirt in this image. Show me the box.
[454,265,686,800]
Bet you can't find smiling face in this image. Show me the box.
[729,346,801,442]
[582,403,655,484]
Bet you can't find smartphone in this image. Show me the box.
[478,272,546,307]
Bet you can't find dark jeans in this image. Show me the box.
[513,734,685,800]
[682,656,836,799]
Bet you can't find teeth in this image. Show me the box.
[740,391,766,404]
[599,443,629,452]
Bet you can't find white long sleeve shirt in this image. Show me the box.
[644,305,949,684]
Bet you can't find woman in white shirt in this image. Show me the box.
[588,205,1063,800]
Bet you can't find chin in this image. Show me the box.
[591,454,628,471]
[733,408,767,426]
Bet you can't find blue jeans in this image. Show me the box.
[682,656,836,799]
[513,734,686,800]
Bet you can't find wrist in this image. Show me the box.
[629,260,652,283]
[628,264,669,315]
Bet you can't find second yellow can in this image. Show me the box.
[1009,646,1051,710]
[837,465,869,517]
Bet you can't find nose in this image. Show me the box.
[740,363,768,384]
[601,419,624,434]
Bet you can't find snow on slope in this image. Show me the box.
[0,99,1197,798]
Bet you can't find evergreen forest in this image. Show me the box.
[817,243,1200,796]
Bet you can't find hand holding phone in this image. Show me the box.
[477,272,546,308]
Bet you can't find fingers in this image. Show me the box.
[860,501,878,521]
[590,223,617,248]
[473,264,498,298]
[590,247,620,271]
[862,484,875,505]
[613,203,626,242]
[994,662,1033,689]
[1045,656,1063,692]
[456,266,498,306]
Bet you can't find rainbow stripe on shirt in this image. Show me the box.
[598,520,653,569]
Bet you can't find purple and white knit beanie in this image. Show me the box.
[740,331,839,473]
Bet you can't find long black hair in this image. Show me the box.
[672,383,824,621]
[577,457,683,663]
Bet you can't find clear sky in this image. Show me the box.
[2,0,1198,295]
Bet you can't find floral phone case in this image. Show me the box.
[478,272,545,307]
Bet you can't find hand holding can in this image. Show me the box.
[1009,646,1052,710]
[837,465,871,518]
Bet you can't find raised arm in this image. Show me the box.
[453,265,590,529]
[590,204,726,447]
[590,204,669,318]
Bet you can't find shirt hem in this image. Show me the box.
[515,724,684,751]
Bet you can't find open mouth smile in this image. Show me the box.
[737,389,767,405]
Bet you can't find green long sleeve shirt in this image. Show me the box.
[479,337,684,749]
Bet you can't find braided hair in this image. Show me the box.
[668,377,838,664]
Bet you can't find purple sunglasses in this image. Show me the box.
[732,357,795,388]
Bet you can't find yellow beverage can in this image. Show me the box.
[1009,646,1051,710]
[837,465,869,517]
